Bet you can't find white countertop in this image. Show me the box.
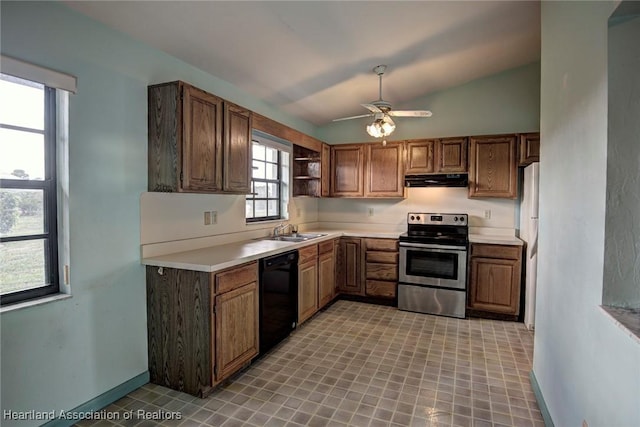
[142,229,521,273]
[142,229,403,272]
[469,234,523,246]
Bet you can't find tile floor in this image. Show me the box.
[83,300,544,427]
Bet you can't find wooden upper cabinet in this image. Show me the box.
[518,132,540,166]
[321,143,331,197]
[364,141,405,198]
[406,139,436,174]
[468,135,518,199]
[182,85,223,192]
[436,137,468,173]
[406,138,468,175]
[331,144,364,197]
[148,81,251,194]
[222,103,252,193]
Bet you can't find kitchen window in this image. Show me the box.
[246,134,290,222]
[0,74,59,305]
[0,56,74,309]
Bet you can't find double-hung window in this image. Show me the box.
[0,60,72,306]
[246,133,290,222]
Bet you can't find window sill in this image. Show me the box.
[600,305,640,345]
[245,218,289,226]
[1,293,72,314]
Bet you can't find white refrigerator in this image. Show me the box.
[519,163,539,330]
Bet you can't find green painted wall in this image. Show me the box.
[317,62,540,143]
[0,2,315,425]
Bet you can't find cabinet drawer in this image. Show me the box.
[318,240,334,255]
[215,261,258,294]
[365,238,398,252]
[366,280,397,298]
[366,251,398,264]
[299,244,318,264]
[471,244,521,260]
[366,263,398,281]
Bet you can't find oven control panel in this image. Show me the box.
[407,213,467,226]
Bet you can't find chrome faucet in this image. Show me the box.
[273,222,290,237]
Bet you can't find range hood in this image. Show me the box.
[404,174,468,188]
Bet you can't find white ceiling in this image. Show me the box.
[65,1,541,126]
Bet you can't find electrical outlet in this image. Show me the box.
[368,207,374,217]
[211,210,217,224]
[484,209,491,219]
[204,211,211,225]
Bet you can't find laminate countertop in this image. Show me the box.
[141,229,522,273]
[141,230,402,273]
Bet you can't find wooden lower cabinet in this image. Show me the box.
[468,244,522,318]
[146,261,259,397]
[364,238,398,299]
[318,245,336,307]
[336,237,364,295]
[298,258,318,324]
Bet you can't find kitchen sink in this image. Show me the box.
[266,233,327,242]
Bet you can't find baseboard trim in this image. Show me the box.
[42,371,149,427]
[530,370,554,427]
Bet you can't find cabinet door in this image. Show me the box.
[331,144,364,197]
[223,102,252,193]
[182,84,223,192]
[215,281,259,381]
[321,143,331,197]
[337,238,364,295]
[318,250,335,308]
[364,142,405,198]
[436,137,468,173]
[518,132,540,166]
[406,139,436,174]
[298,259,318,324]
[468,135,517,199]
[468,257,521,315]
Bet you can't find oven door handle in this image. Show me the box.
[399,242,467,251]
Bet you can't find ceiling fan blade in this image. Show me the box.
[388,110,433,118]
[332,113,373,122]
[361,103,383,114]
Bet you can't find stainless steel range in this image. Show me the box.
[398,213,469,318]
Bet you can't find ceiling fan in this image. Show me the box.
[333,65,433,140]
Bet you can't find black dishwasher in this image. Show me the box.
[259,250,298,356]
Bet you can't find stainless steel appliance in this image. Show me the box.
[259,250,298,356]
[398,213,469,318]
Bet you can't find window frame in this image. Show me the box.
[246,140,284,223]
[0,81,59,306]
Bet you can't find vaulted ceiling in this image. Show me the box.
[65,1,541,126]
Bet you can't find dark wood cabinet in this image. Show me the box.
[406,137,467,175]
[468,135,518,199]
[222,102,252,193]
[146,261,259,397]
[364,238,398,299]
[468,244,522,319]
[331,144,364,197]
[364,142,405,198]
[336,237,364,295]
[518,132,540,166]
[321,143,331,197]
[148,81,251,194]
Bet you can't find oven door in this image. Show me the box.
[399,243,467,290]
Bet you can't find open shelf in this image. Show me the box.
[293,145,322,197]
